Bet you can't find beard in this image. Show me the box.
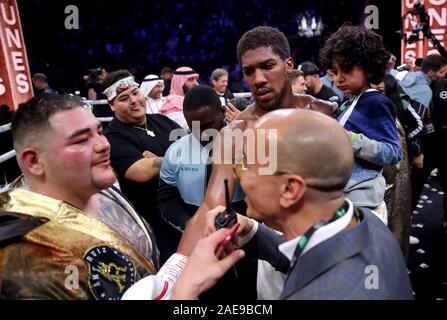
[255,84,288,112]
[183,83,195,95]
[91,167,117,191]
[92,178,114,190]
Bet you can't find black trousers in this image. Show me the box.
[411,130,447,223]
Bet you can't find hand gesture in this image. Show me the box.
[171,228,245,299]
[225,102,241,123]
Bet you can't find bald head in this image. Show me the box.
[255,109,353,192]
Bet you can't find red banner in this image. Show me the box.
[0,0,33,111]
[401,0,447,64]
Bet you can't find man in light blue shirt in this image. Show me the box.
[320,69,345,102]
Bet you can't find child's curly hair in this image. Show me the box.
[319,24,390,85]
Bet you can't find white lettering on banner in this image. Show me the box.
[16,73,29,94]
[0,7,31,95]
[428,8,446,26]
[402,0,446,61]
[0,77,5,96]
[11,51,24,71]
[0,0,34,108]
[429,0,446,6]
[430,28,445,46]
[404,15,418,30]
[428,48,441,55]
[0,3,16,25]
[5,27,21,48]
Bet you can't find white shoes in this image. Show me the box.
[410,236,420,245]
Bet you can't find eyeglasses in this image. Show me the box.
[232,157,248,181]
[232,155,292,181]
[232,155,343,192]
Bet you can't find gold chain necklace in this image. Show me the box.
[133,121,156,137]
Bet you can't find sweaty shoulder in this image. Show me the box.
[229,105,256,130]
[293,94,314,108]
[294,94,336,116]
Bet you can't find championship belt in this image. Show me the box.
[0,188,158,300]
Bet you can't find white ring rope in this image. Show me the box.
[0,150,16,164]
[0,93,252,165]
[0,123,11,134]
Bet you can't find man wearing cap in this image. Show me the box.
[140,74,165,114]
[160,66,199,131]
[320,69,345,102]
[298,61,341,106]
[103,70,186,264]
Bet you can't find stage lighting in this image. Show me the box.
[296,11,323,38]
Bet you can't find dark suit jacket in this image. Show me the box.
[244,208,414,300]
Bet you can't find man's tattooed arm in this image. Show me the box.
[142,151,163,169]
[152,157,163,169]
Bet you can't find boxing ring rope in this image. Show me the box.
[0,92,253,166]
[0,150,16,164]
[0,123,11,134]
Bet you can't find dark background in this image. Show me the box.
[17,0,402,95]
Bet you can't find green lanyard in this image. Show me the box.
[287,201,350,277]
[338,99,352,114]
